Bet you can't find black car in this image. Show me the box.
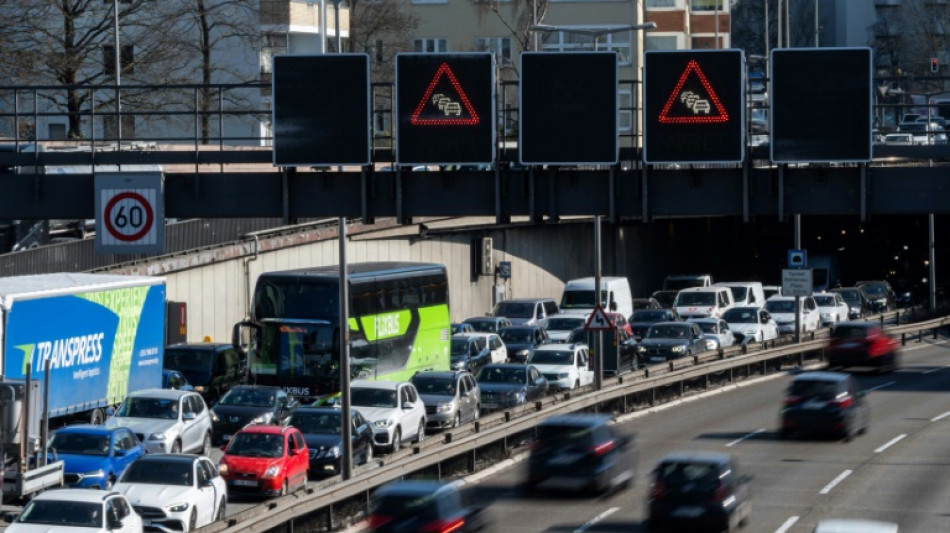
[651,290,679,309]
[475,363,548,412]
[450,334,492,374]
[498,326,549,363]
[856,280,897,313]
[636,322,707,365]
[210,385,298,444]
[830,286,872,319]
[164,342,246,404]
[289,407,374,477]
[368,480,490,532]
[647,452,752,533]
[780,371,870,440]
[525,414,636,495]
[629,309,680,342]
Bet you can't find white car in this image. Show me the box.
[463,332,508,363]
[106,389,214,455]
[115,454,227,532]
[351,380,426,453]
[721,306,779,343]
[543,314,589,342]
[526,343,593,390]
[813,291,850,326]
[687,318,736,350]
[6,488,141,533]
[765,295,820,334]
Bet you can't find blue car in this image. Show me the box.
[162,369,195,391]
[48,424,146,489]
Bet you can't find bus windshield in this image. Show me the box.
[254,321,339,379]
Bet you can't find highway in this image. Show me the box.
[457,337,950,533]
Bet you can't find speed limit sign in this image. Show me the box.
[95,171,165,254]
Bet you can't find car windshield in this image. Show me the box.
[500,329,534,344]
[832,325,871,339]
[861,284,888,297]
[656,462,722,494]
[546,317,585,330]
[351,387,398,408]
[373,493,440,517]
[120,460,193,486]
[528,350,573,365]
[535,424,597,449]
[465,319,497,332]
[722,308,757,323]
[790,379,839,400]
[218,388,277,407]
[49,432,110,456]
[834,289,861,304]
[646,324,689,339]
[412,376,457,396]
[450,338,472,357]
[290,411,341,434]
[226,432,284,458]
[814,295,836,307]
[631,310,667,322]
[477,366,526,384]
[726,286,748,301]
[675,292,715,306]
[492,302,533,319]
[115,397,179,419]
[18,500,103,528]
[694,322,718,334]
[766,300,795,313]
[164,347,214,383]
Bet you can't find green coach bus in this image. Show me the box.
[233,262,451,402]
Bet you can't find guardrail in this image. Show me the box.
[195,312,950,533]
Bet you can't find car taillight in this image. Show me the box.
[589,440,616,456]
[367,514,393,529]
[868,338,887,357]
[713,483,729,503]
[831,396,853,409]
[419,517,466,533]
[783,395,802,406]
[650,480,665,500]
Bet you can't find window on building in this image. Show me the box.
[103,45,134,76]
[413,39,448,53]
[691,0,723,11]
[619,89,633,132]
[371,39,385,65]
[541,29,631,64]
[646,0,677,6]
[645,34,679,51]
[475,37,512,64]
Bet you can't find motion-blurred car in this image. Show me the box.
[722,306,779,344]
[211,385,298,444]
[765,296,820,334]
[812,519,899,533]
[462,316,512,333]
[544,314,589,342]
[826,322,900,373]
[647,452,752,533]
[5,488,142,533]
[629,308,680,342]
[687,318,735,350]
[49,425,145,489]
[527,343,593,391]
[813,292,850,327]
[218,424,310,498]
[367,480,490,533]
[831,287,871,319]
[411,370,480,430]
[780,371,870,440]
[525,414,636,495]
[289,407,375,476]
[499,325,549,363]
[636,322,708,365]
[476,363,548,411]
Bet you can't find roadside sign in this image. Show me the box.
[396,53,495,165]
[788,249,807,269]
[585,305,614,331]
[498,261,511,279]
[644,49,745,164]
[782,269,813,297]
[95,171,164,254]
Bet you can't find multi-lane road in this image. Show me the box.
[455,337,950,533]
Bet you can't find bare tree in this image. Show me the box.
[870,0,949,79]
[347,0,418,82]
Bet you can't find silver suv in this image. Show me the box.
[411,371,480,430]
[105,389,214,455]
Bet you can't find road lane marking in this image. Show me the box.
[819,470,852,494]
[874,434,906,453]
[923,363,950,374]
[931,410,950,422]
[573,507,620,533]
[865,381,895,392]
[726,428,766,447]
[774,516,800,533]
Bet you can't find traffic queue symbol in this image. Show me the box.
[410,62,481,126]
[658,59,729,124]
[585,305,614,331]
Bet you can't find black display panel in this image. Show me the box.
[771,48,872,163]
[520,52,618,165]
[395,53,495,165]
[273,54,370,167]
[644,49,745,164]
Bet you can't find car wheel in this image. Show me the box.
[215,499,226,521]
[363,442,374,465]
[171,440,182,454]
[453,412,461,428]
[416,420,425,443]
[189,508,197,531]
[391,428,402,453]
[201,432,212,456]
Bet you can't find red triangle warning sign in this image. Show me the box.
[658,59,730,124]
[410,62,481,126]
[584,305,615,331]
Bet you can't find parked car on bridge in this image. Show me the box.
[629,308,680,342]
[721,306,779,344]
[499,325,550,363]
[636,321,708,365]
[544,314,589,342]
[351,380,426,453]
[831,286,872,319]
[450,334,492,374]
[462,316,512,333]
[164,342,246,405]
[527,343,593,391]
[765,295,820,334]
[5,488,142,533]
[856,280,897,313]
[476,363,548,411]
[289,406,375,477]
[210,385,298,444]
[631,297,662,310]
[490,298,560,328]
[411,370,480,430]
[814,291,850,327]
[687,317,735,350]
[451,322,475,335]
[465,332,508,363]
[105,389,213,456]
[49,425,146,490]
[218,424,310,498]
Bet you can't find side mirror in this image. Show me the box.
[402,402,414,410]
[4,512,19,523]
[182,412,197,421]
[113,448,126,457]
[105,407,116,417]
[201,477,215,487]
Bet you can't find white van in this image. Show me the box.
[559,277,634,318]
[673,286,735,319]
[715,282,767,308]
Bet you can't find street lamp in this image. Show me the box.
[531,23,657,51]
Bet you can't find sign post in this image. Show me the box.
[782,268,813,343]
[95,171,164,254]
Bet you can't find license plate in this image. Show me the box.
[671,506,705,518]
[232,479,258,487]
[547,453,581,466]
[803,399,826,410]
[649,356,665,363]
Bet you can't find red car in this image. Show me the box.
[607,312,633,336]
[218,425,309,498]
[826,322,900,373]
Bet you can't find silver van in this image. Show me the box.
[715,282,767,308]
[490,298,560,328]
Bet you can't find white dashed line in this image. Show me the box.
[726,428,766,447]
[819,470,853,494]
[874,434,906,453]
[931,410,950,422]
[865,381,896,393]
[923,363,950,374]
[573,507,620,533]
[774,516,800,533]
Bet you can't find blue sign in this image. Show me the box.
[498,261,511,279]
[788,249,807,269]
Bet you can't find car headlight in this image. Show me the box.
[251,413,272,425]
[210,411,220,422]
[557,372,570,379]
[374,419,394,429]
[328,445,341,457]
[83,469,105,478]
[262,465,282,479]
[164,502,189,513]
[218,463,229,475]
[636,345,647,353]
[705,339,717,350]
[148,432,167,441]
[516,349,529,358]
[436,403,453,413]
[671,345,686,354]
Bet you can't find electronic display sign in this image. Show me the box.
[520,52,618,165]
[395,53,495,165]
[273,54,370,167]
[644,49,745,164]
[770,47,872,163]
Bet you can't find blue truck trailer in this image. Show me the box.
[0,273,165,499]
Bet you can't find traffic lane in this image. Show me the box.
[474,338,950,532]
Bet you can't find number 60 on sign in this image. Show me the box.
[94,172,165,254]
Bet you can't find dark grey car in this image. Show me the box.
[411,371,480,430]
[475,364,548,412]
[499,326,549,363]
[636,322,707,365]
